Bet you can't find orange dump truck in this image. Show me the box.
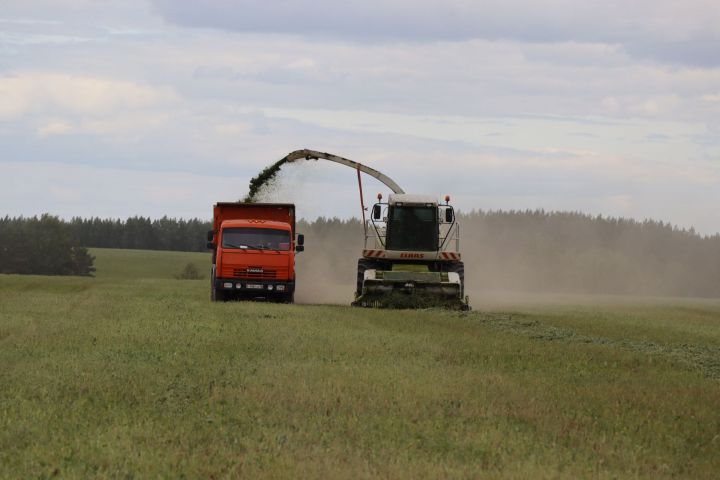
[207,203,304,302]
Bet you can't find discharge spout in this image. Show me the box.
[284,149,405,195]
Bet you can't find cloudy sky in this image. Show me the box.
[2,0,719,232]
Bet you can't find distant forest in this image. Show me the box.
[67,216,211,252]
[0,215,95,276]
[1,212,719,297]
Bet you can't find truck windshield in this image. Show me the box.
[385,206,438,251]
[222,228,291,251]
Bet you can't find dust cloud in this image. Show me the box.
[294,218,363,305]
[242,156,720,306]
[290,211,720,306]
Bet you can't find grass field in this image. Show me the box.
[1,248,719,478]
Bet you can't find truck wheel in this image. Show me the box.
[210,266,226,302]
[211,284,227,302]
[211,285,226,302]
[284,292,295,304]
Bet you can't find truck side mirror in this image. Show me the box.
[207,230,214,241]
[206,241,214,249]
[297,234,305,246]
[372,204,382,220]
[445,208,454,223]
[295,245,305,253]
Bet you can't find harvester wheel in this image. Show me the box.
[356,258,379,297]
[446,261,465,297]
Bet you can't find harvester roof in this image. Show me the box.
[388,194,438,206]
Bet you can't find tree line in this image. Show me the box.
[67,216,211,252]
[2,211,719,298]
[0,215,210,276]
[0,215,95,276]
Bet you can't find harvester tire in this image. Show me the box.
[356,258,380,297]
[446,261,465,297]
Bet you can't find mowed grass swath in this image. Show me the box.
[1,249,720,478]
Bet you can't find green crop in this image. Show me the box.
[1,248,719,478]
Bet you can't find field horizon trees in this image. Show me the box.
[0,215,95,276]
[2,211,720,297]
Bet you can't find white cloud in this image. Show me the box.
[627,95,681,117]
[37,120,73,136]
[0,18,63,25]
[0,73,178,120]
[214,122,252,136]
[174,36,720,122]
[287,58,316,70]
[35,113,173,137]
[0,32,94,46]
[150,0,720,66]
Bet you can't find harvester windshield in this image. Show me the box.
[222,228,291,251]
[386,206,438,251]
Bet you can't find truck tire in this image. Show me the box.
[210,266,226,302]
[211,285,226,302]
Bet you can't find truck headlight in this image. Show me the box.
[276,285,285,292]
[223,282,233,289]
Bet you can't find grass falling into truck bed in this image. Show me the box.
[243,156,290,202]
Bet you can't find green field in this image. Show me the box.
[1,248,719,478]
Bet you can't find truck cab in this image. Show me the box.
[208,203,303,302]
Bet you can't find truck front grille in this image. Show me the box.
[232,268,277,279]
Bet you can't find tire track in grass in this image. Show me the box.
[465,312,720,380]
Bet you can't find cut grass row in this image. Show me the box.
[1,248,719,478]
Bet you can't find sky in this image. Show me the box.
[1,0,719,233]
